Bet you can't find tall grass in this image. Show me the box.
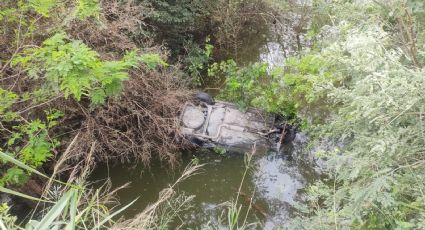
[112,162,203,229]
[0,150,135,230]
[0,151,203,230]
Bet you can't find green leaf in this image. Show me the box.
[93,197,138,229]
[104,79,123,97]
[64,189,79,230]
[75,0,100,19]
[29,0,57,17]
[0,151,49,179]
[0,151,78,189]
[3,167,28,185]
[139,54,168,70]
[89,88,106,105]
[0,89,18,114]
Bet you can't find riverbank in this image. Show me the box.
[1,0,299,228]
[4,0,423,229]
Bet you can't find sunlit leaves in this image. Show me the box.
[212,60,272,112]
[29,0,57,17]
[14,32,159,106]
[0,89,18,114]
[75,0,100,19]
[2,114,62,185]
[215,57,326,117]
[1,167,27,186]
[139,53,168,70]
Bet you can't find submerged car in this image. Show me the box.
[179,100,276,154]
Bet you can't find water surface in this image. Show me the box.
[91,133,317,229]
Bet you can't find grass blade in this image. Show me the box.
[0,219,7,230]
[64,188,78,230]
[0,186,53,203]
[0,151,80,189]
[0,151,49,179]
[93,197,139,229]
[35,189,75,230]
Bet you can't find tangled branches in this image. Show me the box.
[0,0,193,184]
[67,0,154,56]
[67,66,192,168]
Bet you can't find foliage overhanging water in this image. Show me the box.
[90,17,317,229]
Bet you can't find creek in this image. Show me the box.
[91,16,318,229]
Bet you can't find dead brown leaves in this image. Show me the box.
[67,66,192,168]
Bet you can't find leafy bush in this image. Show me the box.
[215,54,335,121]
[0,115,62,186]
[183,37,214,86]
[215,1,425,228]
[141,0,267,62]
[288,0,425,229]
[75,0,100,19]
[1,30,166,186]
[210,60,276,111]
[13,32,143,106]
[142,0,212,56]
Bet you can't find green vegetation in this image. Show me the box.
[1,0,194,228]
[0,150,200,229]
[13,32,152,105]
[184,37,214,86]
[289,1,425,228]
[0,149,132,229]
[215,0,425,229]
[3,0,425,228]
[212,54,336,125]
[213,146,227,156]
[2,31,165,186]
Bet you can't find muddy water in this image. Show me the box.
[91,134,318,229]
[91,11,315,229]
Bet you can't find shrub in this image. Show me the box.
[289,0,425,229]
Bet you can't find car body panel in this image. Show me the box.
[180,101,274,154]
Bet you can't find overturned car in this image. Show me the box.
[179,93,291,154]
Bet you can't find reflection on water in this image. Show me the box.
[255,154,304,204]
[260,42,286,71]
[90,137,318,229]
[254,152,307,229]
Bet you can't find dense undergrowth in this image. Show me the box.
[0,0,273,228]
[3,0,425,229]
[214,0,425,229]
[290,1,425,229]
[0,0,196,228]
